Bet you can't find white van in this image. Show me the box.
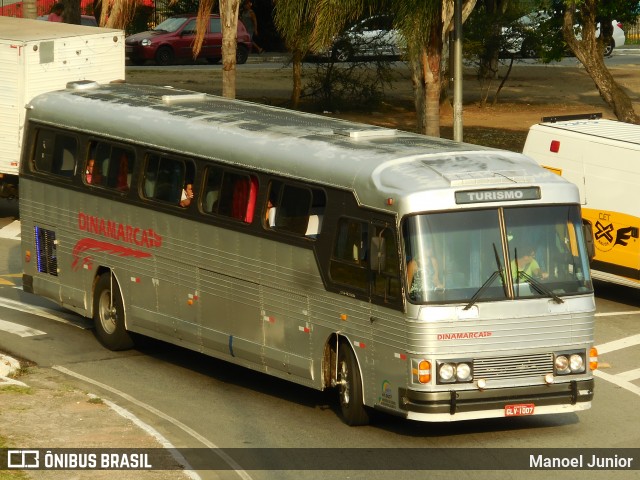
[523,114,640,288]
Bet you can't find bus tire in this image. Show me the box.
[93,273,134,351]
[337,341,370,426]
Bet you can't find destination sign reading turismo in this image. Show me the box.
[455,187,541,205]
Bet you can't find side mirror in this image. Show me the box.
[582,221,595,261]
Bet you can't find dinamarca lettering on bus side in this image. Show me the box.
[78,212,162,248]
[437,331,493,340]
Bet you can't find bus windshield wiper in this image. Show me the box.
[464,243,506,311]
[513,248,563,304]
[517,271,564,304]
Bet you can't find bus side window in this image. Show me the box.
[143,154,195,205]
[216,171,258,223]
[264,181,326,238]
[88,141,135,192]
[202,166,223,214]
[330,217,369,291]
[33,129,77,178]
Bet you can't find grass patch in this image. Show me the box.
[0,385,33,395]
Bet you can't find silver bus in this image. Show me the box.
[20,81,597,425]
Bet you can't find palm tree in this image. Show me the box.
[193,0,241,98]
[107,0,241,98]
[310,0,476,137]
[273,0,316,108]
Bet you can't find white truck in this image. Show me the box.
[523,114,640,288]
[0,16,125,198]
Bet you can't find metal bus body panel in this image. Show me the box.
[19,179,347,387]
[19,83,595,423]
[408,295,595,356]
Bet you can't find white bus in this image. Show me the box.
[20,81,597,425]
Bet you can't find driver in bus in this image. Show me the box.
[511,242,548,280]
[406,244,443,293]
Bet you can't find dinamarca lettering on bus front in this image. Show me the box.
[437,331,493,340]
[72,212,163,271]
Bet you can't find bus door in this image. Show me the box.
[369,222,404,410]
[329,217,375,344]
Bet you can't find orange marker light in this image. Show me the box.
[418,360,431,384]
[589,347,598,371]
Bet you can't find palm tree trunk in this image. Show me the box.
[291,50,303,108]
[220,0,241,99]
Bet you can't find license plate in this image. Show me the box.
[505,403,535,417]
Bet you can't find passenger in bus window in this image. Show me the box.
[265,199,276,227]
[180,183,194,207]
[85,159,96,184]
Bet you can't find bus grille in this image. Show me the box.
[474,353,553,380]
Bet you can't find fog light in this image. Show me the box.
[545,373,555,384]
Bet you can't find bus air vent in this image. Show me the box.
[66,80,100,91]
[333,128,397,139]
[34,227,58,276]
[162,93,207,105]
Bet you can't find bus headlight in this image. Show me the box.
[555,355,570,374]
[554,351,586,375]
[439,363,455,383]
[569,354,585,373]
[456,362,473,382]
[436,360,473,384]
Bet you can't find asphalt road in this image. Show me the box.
[0,196,639,479]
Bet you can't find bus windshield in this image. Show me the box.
[403,205,593,304]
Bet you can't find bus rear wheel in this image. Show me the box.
[93,273,134,351]
[337,342,370,426]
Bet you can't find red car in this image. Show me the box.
[125,14,252,66]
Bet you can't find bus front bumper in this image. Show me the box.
[398,379,594,419]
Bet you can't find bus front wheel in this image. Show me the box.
[337,342,370,426]
[93,273,134,351]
